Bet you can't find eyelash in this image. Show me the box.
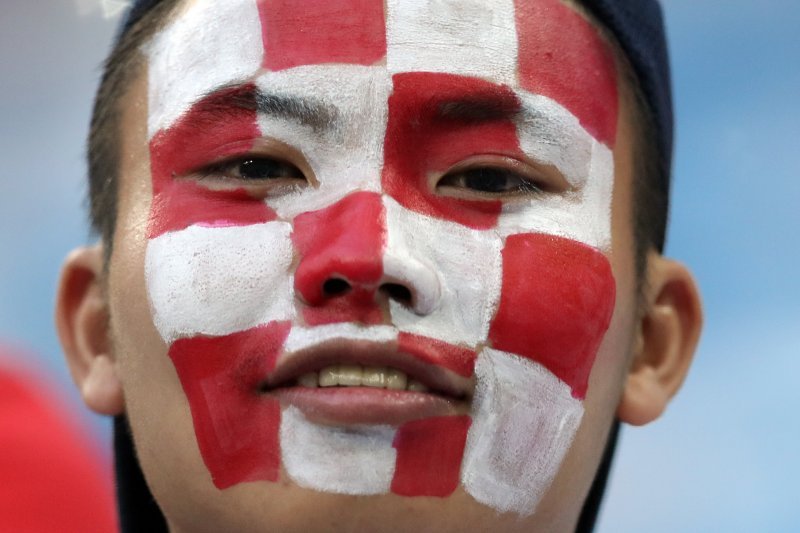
[193,156,546,198]
[198,156,306,183]
[436,166,545,197]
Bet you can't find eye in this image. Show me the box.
[230,157,304,181]
[198,156,306,184]
[437,167,543,196]
[238,157,305,181]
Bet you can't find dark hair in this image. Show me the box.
[87,1,668,279]
[607,22,669,280]
[627,69,667,279]
[87,0,182,262]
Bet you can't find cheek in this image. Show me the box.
[108,209,216,500]
[579,240,639,417]
[453,237,615,516]
[144,223,295,342]
[539,263,636,513]
[585,288,637,412]
[168,323,291,488]
[488,234,616,400]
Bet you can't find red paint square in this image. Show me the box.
[488,234,615,399]
[293,191,386,326]
[147,84,275,238]
[168,322,291,488]
[383,73,522,229]
[391,416,471,497]
[259,0,386,71]
[514,0,618,146]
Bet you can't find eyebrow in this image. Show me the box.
[438,92,563,146]
[433,91,569,157]
[255,92,337,131]
[198,84,337,132]
[436,96,521,123]
[196,85,529,132]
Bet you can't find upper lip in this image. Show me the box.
[261,338,474,400]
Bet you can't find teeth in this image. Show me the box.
[362,366,387,388]
[295,365,425,392]
[385,368,407,390]
[336,365,363,386]
[318,368,338,387]
[407,379,429,393]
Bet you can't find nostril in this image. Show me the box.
[322,278,351,297]
[380,283,413,306]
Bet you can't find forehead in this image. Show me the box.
[146,0,617,146]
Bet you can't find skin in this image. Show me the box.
[55,2,703,531]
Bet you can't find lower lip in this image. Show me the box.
[272,387,464,426]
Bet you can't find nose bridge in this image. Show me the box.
[293,192,385,306]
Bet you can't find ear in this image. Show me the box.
[617,253,703,426]
[55,245,124,416]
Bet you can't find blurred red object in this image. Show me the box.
[0,346,117,532]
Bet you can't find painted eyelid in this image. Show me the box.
[185,143,320,191]
[201,155,306,181]
[179,134,317,183]
[434,160,553,197]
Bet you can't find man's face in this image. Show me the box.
[110,0,639,530]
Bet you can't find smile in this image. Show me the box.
[296,365,430,392]
[261,337,474,426]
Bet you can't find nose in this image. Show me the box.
[292,192,440,318]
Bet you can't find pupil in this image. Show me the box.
[239,158,284,180]
[465,168,510,192]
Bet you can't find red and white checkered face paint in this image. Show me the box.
[144,0,617,515]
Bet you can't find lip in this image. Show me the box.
[261,337,474,426]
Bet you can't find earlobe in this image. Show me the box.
[617,254,703,426]
[55,245,124,416]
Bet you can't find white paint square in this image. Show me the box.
[386,0,518,85]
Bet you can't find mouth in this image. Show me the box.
[260,337,474,426]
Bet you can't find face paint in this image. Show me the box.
[143,0,618,516]
[462,348,585,513]
[391,416,472,497]
[292,192,386,326]
[258,0,387,70]
[169,322,290,488]
[147,84,275,238]
[514,0,618,145]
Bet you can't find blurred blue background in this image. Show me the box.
[0,1,797,531]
